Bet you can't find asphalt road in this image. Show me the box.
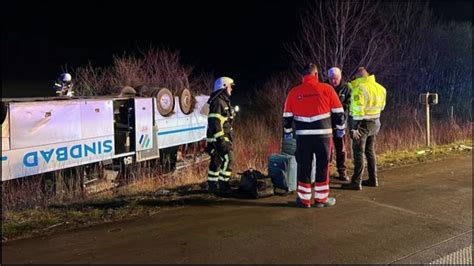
[2,155,472,264]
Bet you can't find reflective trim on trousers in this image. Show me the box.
[218,176,230,182]
[295,129,332,135]
[297,192,312,200]
[331,107,344,113]
[314,192,329,199]
[314,184,329,191]
[297,185,312,193]
[208,170,220,176]
[222,154,230,172]
[208,176,219,182]
[208,169,220,182]
[220,171,232,177]
[297,182,312,204]
[283,112,294,117]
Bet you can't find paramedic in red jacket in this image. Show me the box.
[283,63,345,208]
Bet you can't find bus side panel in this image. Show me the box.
[2,109,10,151]
[156,96,208,150]
[81,99,114,139]
[134,98,154,152]
[10,101,82,150]
[1,136,114,181]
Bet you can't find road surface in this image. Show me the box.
[2,155,472,264]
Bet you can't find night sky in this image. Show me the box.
[2,0,472,98]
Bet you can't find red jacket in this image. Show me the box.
[283,75,345,137]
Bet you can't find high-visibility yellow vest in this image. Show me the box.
[348,75,386,120]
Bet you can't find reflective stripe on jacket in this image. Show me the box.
[283,75,345,137]
[206,89,234,143]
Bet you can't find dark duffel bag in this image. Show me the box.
[238,168,274,199]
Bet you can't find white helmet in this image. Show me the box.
[59,73,72,83]
[214,77,235,92]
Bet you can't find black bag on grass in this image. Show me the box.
[238,169,274,199]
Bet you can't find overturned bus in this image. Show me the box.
[1,87,210,192]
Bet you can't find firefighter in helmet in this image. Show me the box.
[54,72,74,97]
[206,77,236,195]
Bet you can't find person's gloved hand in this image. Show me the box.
[351,129,362,141]
[336,129,345,138]
[284,133,293,140]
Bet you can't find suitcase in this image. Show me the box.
[268,153,297,191]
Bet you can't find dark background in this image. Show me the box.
[2,0,472,98]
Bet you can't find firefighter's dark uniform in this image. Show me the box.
[206,88,234,192]
[330,81,351,179]
[284,75,345,206]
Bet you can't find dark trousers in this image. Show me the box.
[331,132,347,176]
[351,120,380,184]
[296,136,332,204]
[208,147,234,183]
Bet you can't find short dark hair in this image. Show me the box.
[302,63,318,76]
[355,67,369,78]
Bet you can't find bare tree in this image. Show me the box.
[74,63,111,96]
[189,71,215,95]
[74,48,199,96]
[250,71,299,136]
[140,47,193,91]
[287,0,392,80]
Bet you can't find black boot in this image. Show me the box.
[362,178,378,187]
[334,173,349,182]
[341,182,362,190]
[207,181,218,194]
[218,181,232,196]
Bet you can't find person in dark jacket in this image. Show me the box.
[328,67,351,181]
[206,77,236,195]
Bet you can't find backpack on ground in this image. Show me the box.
[238,168,274,199]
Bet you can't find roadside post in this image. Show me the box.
[419,92,439,147]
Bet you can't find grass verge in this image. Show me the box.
[2,140,471,242]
